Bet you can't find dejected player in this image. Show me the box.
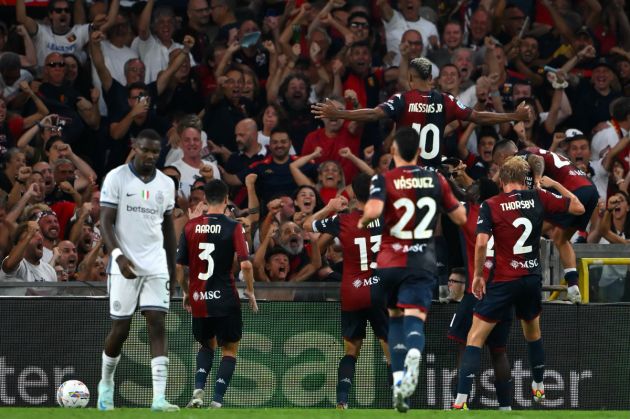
[98,129,178,412]
[176,179,258,409]
[453,157,585,410]
[358,127,467,412]
[493,140,599,303]
[312,57,530,167]
[304,173,391,409]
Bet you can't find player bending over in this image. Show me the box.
[359,127,466,412]
[453,157,584,410]
[98,129,178,412]
[304,173,391,409]
[177,179,258,409]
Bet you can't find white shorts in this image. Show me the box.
[108,274,170,319]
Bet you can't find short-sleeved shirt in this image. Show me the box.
[518,147,593,192]
[131,35,183,83]
[301,125,361,182]
[382,11,438,60]
[33,23,91,66]
[369,165,460,273]
[238,156,299,205]
[379,89,472,167]
[100,163,175,276]
[177,214,249,317]
[477,189,569,281]
[312,210,382,311]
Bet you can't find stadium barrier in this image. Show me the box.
[0,297,628,410]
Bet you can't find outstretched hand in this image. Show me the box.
[311,98,341,120]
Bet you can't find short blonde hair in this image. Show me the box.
[499,156,529,185]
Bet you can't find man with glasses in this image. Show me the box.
[446,268,466,302]
[16,0,119,67]
[209,0,238,43]
[177,0,214,64]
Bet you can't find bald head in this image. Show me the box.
[492,139,518,166]
[235,118,259,152]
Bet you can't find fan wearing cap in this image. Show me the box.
[569,56,622,135]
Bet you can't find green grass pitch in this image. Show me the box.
[1,409,629,419]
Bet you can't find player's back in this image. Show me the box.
[180,214,244,317]
[374,165,460,273]
[460,202,494,292]
[523,147,592,191]
[380,89,472,166]
[337,210,382,311]
[479,189,568,281]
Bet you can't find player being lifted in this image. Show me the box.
[358,127,467,412]
[176,179,258,409]
[304,173,391,409]
[98,129,178,411]
[453,157,585,410]
[312,57,530,167]
[493,140,599,303]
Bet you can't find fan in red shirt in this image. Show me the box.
[304,173,390,409]
[493,139,599,303]
[312,57,531,167]
[176,180,257,409]
[301,96,362,182]
[359,127,466,412]
[453,157,585,410]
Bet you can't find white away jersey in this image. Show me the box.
[100,164,175,276]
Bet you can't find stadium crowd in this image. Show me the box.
[0,0,629,301]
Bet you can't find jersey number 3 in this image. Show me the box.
[197,243,215,280]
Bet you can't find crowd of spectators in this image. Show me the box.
[0,0,629,300]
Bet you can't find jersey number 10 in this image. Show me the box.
[412,122,440,160]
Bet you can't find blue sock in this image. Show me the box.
[213,356,236,404]
[195,346,214,390]
[403,316,425,353]
[495,379,512,408]
[388,316,406,374]
[457,346,481,396]
[527,339,545,383]
[336,355,356,404]
[564,269,578,287]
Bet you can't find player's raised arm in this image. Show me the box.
[311,99,387,122]
[539,176,585,215]
[468,101,531,126]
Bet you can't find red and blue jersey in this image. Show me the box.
[312,210,382,311]
[378,89,472,167]
[476,189,569,281]
[518,147,593,192]
[369,166,460,273]
[177,214,249,317]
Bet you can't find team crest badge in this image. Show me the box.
[156,190,164,205]
[66,33,76,43]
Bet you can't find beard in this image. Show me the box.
[280,237,304,256]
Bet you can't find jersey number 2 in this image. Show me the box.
[197,243,215,280]
[412,122,440,160]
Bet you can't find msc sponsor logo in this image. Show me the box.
[192,290,222,301]
[352,276,380,288]
[126,205,158,215]
[392,243,427,253]
[510,259,539,269]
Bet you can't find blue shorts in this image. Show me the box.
[374,267,436,313]
[474,275,542,323]
[341,306,388,341]
[546,185,598,230]
[448,292,512,351]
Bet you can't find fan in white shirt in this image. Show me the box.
[16,0,119,67]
